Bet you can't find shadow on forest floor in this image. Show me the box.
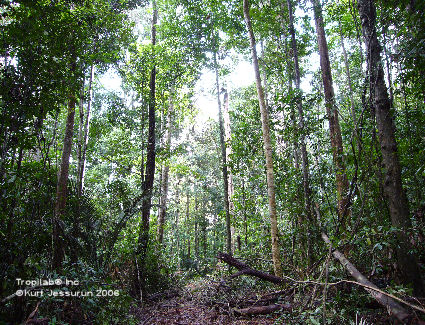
[131,278,282,324]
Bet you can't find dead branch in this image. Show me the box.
[322,232,425,325]
[217,250,425,324]
[234,303,291,315]
[217,253,284,284]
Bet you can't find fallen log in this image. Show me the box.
[217,249,425,324]
[322,232,425,325]
[216,252,284,284]
[234,303,291,315]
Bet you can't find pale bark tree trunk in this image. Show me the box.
[223,89,236,253]
[175,179,181,270]
[136,0,157,298]
[77,65,94,196]
[381,24,394,107]
[76,78,85,197]
[214,52,232,255]
[53,93,76,270]
[338,19,357,127]
[243,0,282,277]
[186,191,190,258]
[260,41,269,109]
[157,91,174,244]
[194,197,199,257]
[311,0,350,231]
[287,0,314,265]
[357,0,424,296]
[242,176,248,246]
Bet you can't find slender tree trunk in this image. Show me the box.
[338,19,357,127]
[175,180,181,270]
[194,197,199,257]
[223,89,236,253]
[71,77,85,264]
[53,93,76,271]
[243,0,282,277]
[202,195,207,257]
[242,176,248,246]
[311,0,350,231]
[76,77,85,196]
[136,0,157,298]
[287,0,314,265]
[381,26,394,108]
[260,41,269,109]
[77,65,94,196]
[186,191,190,258]
[157,91,174,244]
[214,53,232,255]
[357,0,424,296]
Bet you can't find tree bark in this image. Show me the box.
[357,0,424,296]
[136,0,157,298]
[186,191,190,258]
[311,0,350,231]
[76,78,85,194]
[287,0,315,265]
[214,53,232,255]
[243,0,282,277]
[77,65,94,196]
[223,89,236,253]
[157,90,174,244]
[53,93,76,271]
[175,179,181,269]
[338,19,357,127]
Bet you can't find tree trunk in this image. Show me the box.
[53,93,76,271]
[243,0,282,277]
[223,89,236,253]
[77,65,94,196]
[357,0,424,297]
[136,0,157,298]
[157,91,174,244]
[186,191,190,258]
[287,0,315,265]
[311,0,350,231]
[76,77,85,197]
[194,197,199,257]
[214,52,232,255]
[338,19,357,127]
[175,179,181,270]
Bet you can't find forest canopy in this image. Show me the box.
[1,0,425,324]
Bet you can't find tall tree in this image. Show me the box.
[311,0,350,231]
[157,90,174,244]
[214,52,232,255]
[357,0,424,296]
[287,0,314,264]
[77,65,94,196]
[53,88,76,270]
[243,0,282,277]
[223,89,236,252]
[136,0,158,297]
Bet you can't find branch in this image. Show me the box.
[322,232,425,324]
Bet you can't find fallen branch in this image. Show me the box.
[234,303,291,315]
[322,232,425,325]
[217,251,425,323]
[217,253,284,284]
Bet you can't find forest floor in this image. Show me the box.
[131,278,285,324]
[129,275,397,325]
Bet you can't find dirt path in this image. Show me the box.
[133,281,282,324]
